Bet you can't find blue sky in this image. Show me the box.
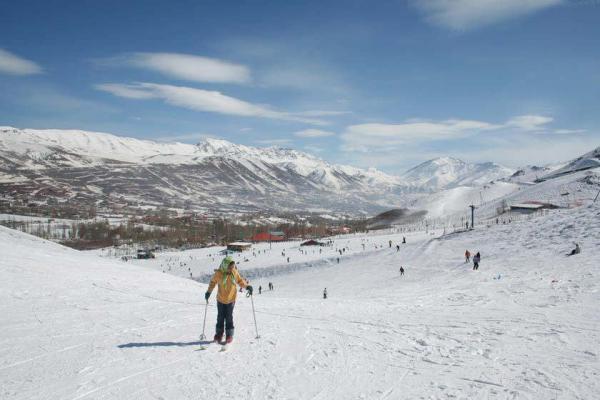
[1,0,599,173]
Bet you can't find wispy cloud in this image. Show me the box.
[294,129,336,138]
[506,114,553,131]
[413,0,563,30]
[95,82,326,125]
[554,128,586,135]
[98,52,251,84]
[341,114,574,152]
[0,49,43,75]
[95,83,157,99]
[341,118,499,151]
[338,113,590,171]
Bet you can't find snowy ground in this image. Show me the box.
[115,230,434,283]
[1,198,599,399]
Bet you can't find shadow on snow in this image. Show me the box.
[118,340,212,348]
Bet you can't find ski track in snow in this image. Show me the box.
[1,204,600,399]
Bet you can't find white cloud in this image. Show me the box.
[341,119,499,151]
[95,82,326,125]
[554,129,586,135]
[101,52,251,84]
[337,114,592,173]
[294,129,336,138]
[413,0,563,30]
[0,49,43,75]
[341,114,569,152]
[94,83,157,99]
[467,135,597,167]
[506,114,553,131]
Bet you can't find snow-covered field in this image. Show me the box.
[1,199,599,399]
[116,230,433,282]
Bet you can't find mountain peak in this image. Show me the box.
[402,157,513,191]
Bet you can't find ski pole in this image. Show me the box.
[199,300,208,340]
[250,294,260,339]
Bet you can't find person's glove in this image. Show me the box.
[204,291,211,301]
[246,285,253,296]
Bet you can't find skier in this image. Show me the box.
[472,252,481,270]
[567,243,581,256]
[399,266,404,276]
[259,285,262,294]
[396,244,400,252]
[465,250,471,263]
[402,237,406,244]
[205,257,253,345]
[389,240,392,248]
[323,288,327,299]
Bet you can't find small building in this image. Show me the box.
[251,231,286,242]
[300,239,325,246]
[510,201,560,215]
[137,249,155,259]
[226,242,252,252]
[509,203,543,214]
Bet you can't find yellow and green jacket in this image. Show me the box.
[207,267,248,304]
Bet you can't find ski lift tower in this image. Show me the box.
[469,204,476,230]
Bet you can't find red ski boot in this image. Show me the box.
[214,333,223,343]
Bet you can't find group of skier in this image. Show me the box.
[464,250,481,270]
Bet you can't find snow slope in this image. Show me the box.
[2,199,599,399]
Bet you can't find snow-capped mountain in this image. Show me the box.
[539,146,600,181]
[0,127,404,215]
[401,157,514,192]
[503,164,563,184]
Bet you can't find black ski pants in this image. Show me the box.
[216,301,235,338]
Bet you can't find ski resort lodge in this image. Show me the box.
[226,242,252,252]
[509,201,560,215]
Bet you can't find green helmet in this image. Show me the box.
[219,256,234,272]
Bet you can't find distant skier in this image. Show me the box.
[402,237,406,244]
[259,285,262,294]
[465,250,471,263]
[567,243,581,256]
[323,288,327,299]
[399,266,404,276]
[337,257,340,264]
[472,252,481,270]
[396,245,400,252]
[205,257,253,345]
[389,240,392,248]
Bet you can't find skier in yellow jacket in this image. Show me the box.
[205,256,253,344]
